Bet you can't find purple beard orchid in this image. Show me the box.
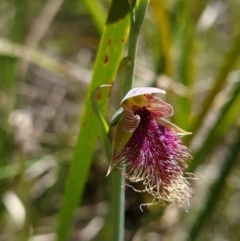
[108,87,192,209]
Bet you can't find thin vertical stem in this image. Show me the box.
[111,1,150,240]
[109,172,125,241]
[123,0,150,95]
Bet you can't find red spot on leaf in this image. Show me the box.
[95,91,101,100]
[108,39,111,45]
[103,55,109,64]
[121,39,125,43]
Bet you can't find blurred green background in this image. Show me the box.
[0,0,240,240]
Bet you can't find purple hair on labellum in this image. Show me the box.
[109,88,192,209]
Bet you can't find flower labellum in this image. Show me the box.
[108,87,192,209]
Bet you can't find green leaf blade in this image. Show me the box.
[56,1,130,240]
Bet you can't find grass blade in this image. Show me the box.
[188,29,240,141]
[188,130,240,241]
[190,79,240,172]
[56,1,130,240]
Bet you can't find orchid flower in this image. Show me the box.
[108,87,192,209]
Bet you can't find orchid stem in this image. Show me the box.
[109,1,150,241]
[111,1,149,241]
[109,171,125,241]
[123,0,150,95]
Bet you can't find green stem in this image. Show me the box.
[123,0,150,95]
[111,1,150,240]
[109,171,125,241]
[122,20,138,94]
